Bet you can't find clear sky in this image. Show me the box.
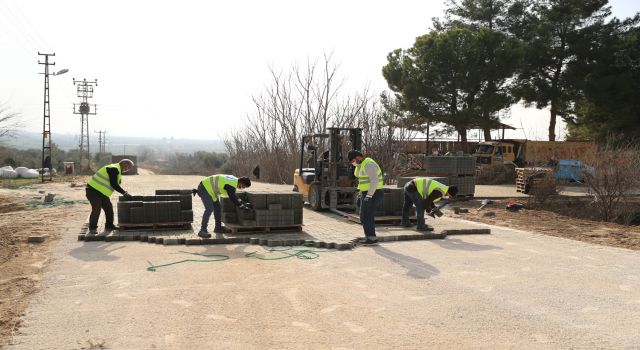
[1,0,638,142]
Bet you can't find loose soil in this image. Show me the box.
[453,198,640,250]
[0,191,87,348]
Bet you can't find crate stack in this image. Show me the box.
[355,188,416,216]
[221,192,304,227]
[117,189,193,225]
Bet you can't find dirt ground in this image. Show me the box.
[1,174,640,348]
[452,199,640,251]
[0,180,89,348]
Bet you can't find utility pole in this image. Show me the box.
[38,53,54,183]
[38,53,68,182]
[94,130,106,153]
[73,78,97,173]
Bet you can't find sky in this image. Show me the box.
[0,0,639,143]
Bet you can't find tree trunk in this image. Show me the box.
[458,128,468,144]
[483,127,492,141]
[549,100,557,141]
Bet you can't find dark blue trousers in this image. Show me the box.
[197,182,221,232]
[359,189,384,238]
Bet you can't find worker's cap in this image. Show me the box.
[447,186,458,197]
[238,177,251,187]
[347,150,363,162]
[119,159,135,166]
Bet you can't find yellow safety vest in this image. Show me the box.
[354,157,383,191]
[201,174,239,202]
[415,177,449,202]
[87,163,122,197]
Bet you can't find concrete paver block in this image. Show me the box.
[163,238,180,245]
[186,239,202,245]
[338,243,354,250]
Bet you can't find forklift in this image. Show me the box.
[293,127,362,212]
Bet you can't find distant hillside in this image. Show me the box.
[2,131,226,154]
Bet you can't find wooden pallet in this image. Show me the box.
[223,223,303,234]
[118,221,192,231]
[515,167,553,193]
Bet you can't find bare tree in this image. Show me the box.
[583,136,640,223]
[224,54,415,184]
[0,104,22,140]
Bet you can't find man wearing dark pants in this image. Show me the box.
[348,150,384,245]
[194,175,252,238]
[85,159,135,234]
[402,177,458,231]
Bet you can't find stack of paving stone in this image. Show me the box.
[221,191,303,227]
[355,188,415,216]
[396,156,476,196]
[117,189,193,225]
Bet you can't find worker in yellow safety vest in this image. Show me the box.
[85,159,136,234]
[401,177,458,231]
[348,150,384,245]
[193,174,252,238]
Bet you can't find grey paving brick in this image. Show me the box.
[186,239,202,245]
[163,238,180,245]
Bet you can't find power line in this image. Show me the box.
[0,1,42,51]
[0,15,37,57]
[7,0,50,50]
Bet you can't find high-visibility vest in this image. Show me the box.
[87,163,122,197]
[354,157,383,191]
[415,177,449,202]
[201,174,239,201]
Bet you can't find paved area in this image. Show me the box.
[7,175,640,349]
[86,176,481,245]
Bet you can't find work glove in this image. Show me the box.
[364,194,373,207]
[428,208,443,218]
[123,192,133,200]
[243,202,253,209]
[239,203,252,211]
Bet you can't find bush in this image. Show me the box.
[582,137,640,223]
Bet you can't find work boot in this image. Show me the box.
[87,228,98,235]
[401,219,412,227]
[358,236,379,246]
[213,226,232,234]
[105,224,119,231]
[198,230,211,238]
[416,225,434,232]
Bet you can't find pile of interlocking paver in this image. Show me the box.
[117,189,193,225]
[397,156,476,196]
[221,191,304,227]
[355,188,415,216]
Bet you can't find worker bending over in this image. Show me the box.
[193,174,252,238]
[401,177,458,231]
[86,159,135,234]
[348,150,384,246]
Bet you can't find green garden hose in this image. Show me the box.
[147,248,336,271]
[146,251,230,272]
[245,247,336,260]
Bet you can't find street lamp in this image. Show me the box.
[38,52,68,182]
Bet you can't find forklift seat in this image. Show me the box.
[301,172,315,184]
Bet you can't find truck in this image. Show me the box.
[473,140,596,168]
